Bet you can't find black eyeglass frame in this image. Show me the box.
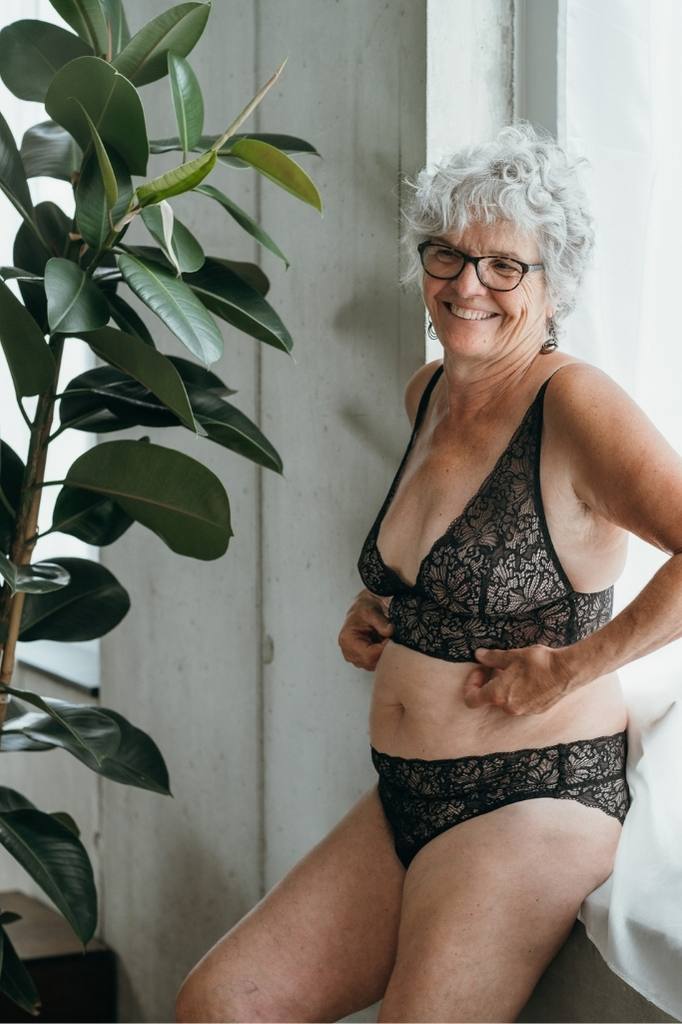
[417,241,544,292]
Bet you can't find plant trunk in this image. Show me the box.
[0,337,64,715]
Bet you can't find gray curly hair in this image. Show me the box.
[399,120,595,340]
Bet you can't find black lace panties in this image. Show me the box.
[371,730,630,869]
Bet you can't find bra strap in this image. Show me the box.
[414,363,444,430]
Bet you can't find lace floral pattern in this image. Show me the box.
[357,364,613,662]
[371,731,630,869]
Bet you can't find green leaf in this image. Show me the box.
[168,51,203,152]
[20,120,82,181]
[78,325,198,431]
[65,440,232,559]
[51,811,80,837]
[0,552,71,596]
[227,138,322,212]
[187,386,282,472]
[76,146,133,251]
[113,2,210,87]
[0,922,41,1017]
[0,109,34,229]
[74,100,117,207]
[0,20,91,103]
[107,293,155,346]
[101,0,130,55]
[49,0,109,55]
[117,251,223,364]
[51,486,133,545]
[0,279,56,396]
[149,131,321,160]
[0,442,24,555]
[194,183,288,267]
[12,201,73,331]
[0,787,97,944]
[1,696,171,795]
[141,204,204,274]
[45,258,109,333]
[0,557,130,642]
[58,360,234,434]
[185,258,292,353]
[45,55,148,175]
[0,692,119,766]
[136,148,216,207]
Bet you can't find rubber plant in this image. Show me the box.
[0,0,322,1015]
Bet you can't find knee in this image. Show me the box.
[175,966,232,1024]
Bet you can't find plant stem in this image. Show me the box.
[0,337,65,713]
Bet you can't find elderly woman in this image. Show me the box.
[176,121,682,1023]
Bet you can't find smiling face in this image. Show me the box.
[422,218,554,361]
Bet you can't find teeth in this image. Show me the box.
[446,303,496,321]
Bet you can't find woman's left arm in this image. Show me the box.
[464,364,682,715]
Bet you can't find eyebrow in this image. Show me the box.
[428,236,524,260]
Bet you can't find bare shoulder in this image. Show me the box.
[404,358,443,426]
[544,360,682,553]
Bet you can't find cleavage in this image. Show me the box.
[376,431,495,589]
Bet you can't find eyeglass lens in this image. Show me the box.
[421,245,523,290]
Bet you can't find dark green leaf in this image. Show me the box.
[187,385,282,472]
[168,355,233,395]
[0,279,55,396]
[49,0,109,55]
[51,486,133,545]
[117,251,223,364]
[65,440,232,559]
[0,557,131,642]
[168,51,203,152]
[0,20,91,102]
[194,182,288,267]
[60,365,154,432]
[227,138,322,212]
[141,204,204,273]
[13,201,72,330]
[75,100,117,207]
[20,120,82,181]
[0,694,120,767]
[1,696,170,795]
[149,131,321,160]
[0,787,96,944]
[76,146,133,250]
[51,811,80,837]
[113,2,210,87]
[45,55,148,175]
[45,258,109,333]
[0,109,34,227]
[0,922,41,1016]
[78,325,198,430]
[185,258,291,353]
[107,293,155,346]
[0,442,24,555]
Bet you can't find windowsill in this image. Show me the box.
[17,640,100,697]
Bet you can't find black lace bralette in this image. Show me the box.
[356,363,613,663]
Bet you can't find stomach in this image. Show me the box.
[369,639,628,759]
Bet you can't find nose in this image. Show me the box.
[448,260,488,298]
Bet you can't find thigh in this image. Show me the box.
[176,784,405,1024]
[378,797,622,1023]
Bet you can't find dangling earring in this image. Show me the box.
[427,318,438,340]
[540,316,558,353]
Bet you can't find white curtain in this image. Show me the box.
[559,1,682,1017]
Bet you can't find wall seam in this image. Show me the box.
[254,0,266,901]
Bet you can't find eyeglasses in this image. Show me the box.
[417,241,544,292]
